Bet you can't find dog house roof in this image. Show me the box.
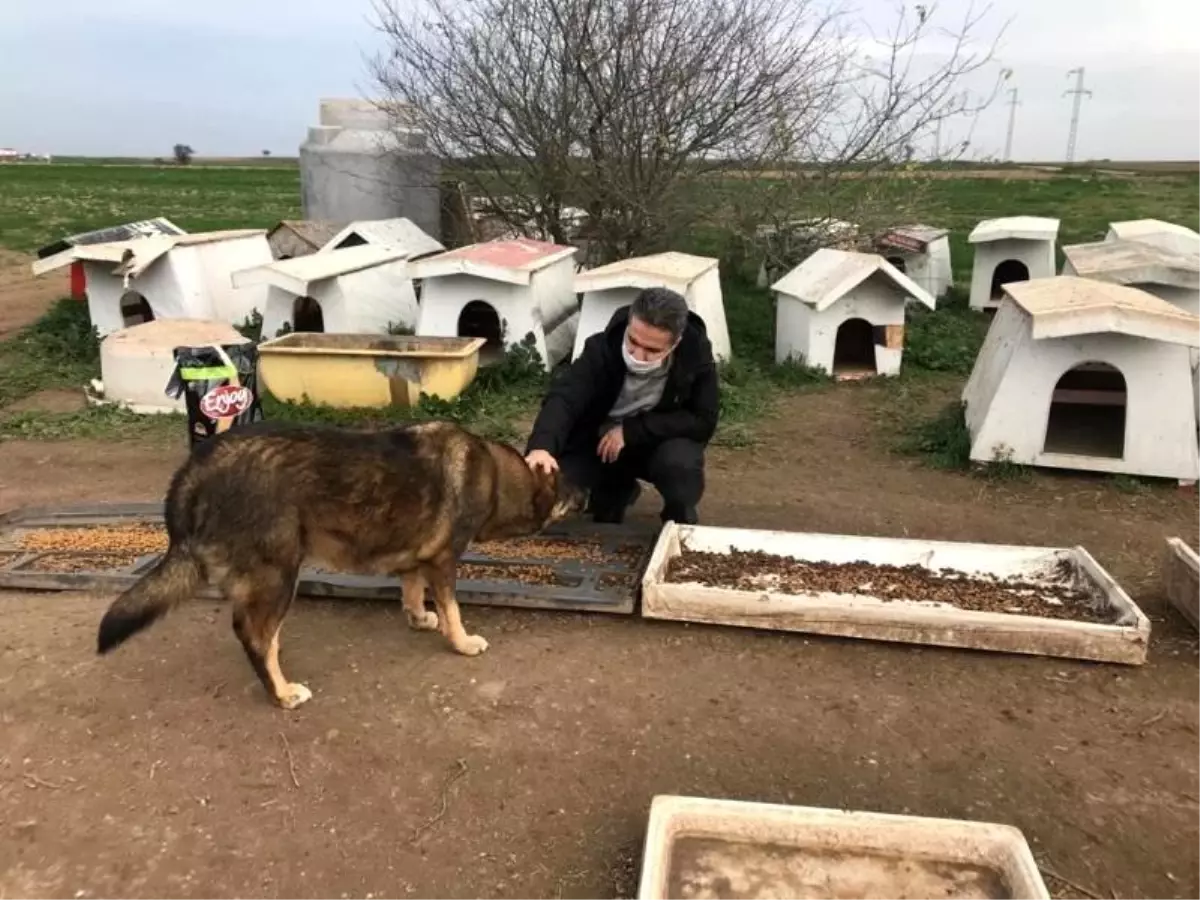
[574,251,717,294]
[1062,239,1200,290]
[268,219,347,249]
[770,248,935,311]
[1004,276,1200,346]
[411,237,578,286]
[876,223,949,254]
[231,244,413,296]
[968,216,1060,244]
[319,217,443,258]
[31,229,266,278]
[1107,219,1200,257]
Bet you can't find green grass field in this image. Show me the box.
[0,161,1196,457]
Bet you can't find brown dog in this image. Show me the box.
[96,419,585,709]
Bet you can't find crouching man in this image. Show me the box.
[523,286,719,525]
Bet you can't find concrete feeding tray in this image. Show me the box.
[642,523,1149,665]
[637,795,1049,900]
[1162,537,1199,630]
[0,503,654,614]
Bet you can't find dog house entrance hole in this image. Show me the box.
[1043,362,1127,459]
[458,300,504,364]
[292,295,325,333]
[119,291,154,327]
[832,318,876,379]
[886,255,907,274]
[990,259,1030,300]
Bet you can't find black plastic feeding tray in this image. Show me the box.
[0,503,658,615]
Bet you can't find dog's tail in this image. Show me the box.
[97,546,202,654]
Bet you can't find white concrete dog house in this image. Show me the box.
[771,248,935,379]
[1062,239,1200,430]
[1061,239,1200,315]
[963,276,1200,482]
[411,238,579,370]
[1106,219,1200,258]
[571,252,732,361]
[875,224,953,298]
[318,217,444,257]
[967,216,1060,311]
[232,244,427,339]
[31,230,273,337]
[266,220,346,260]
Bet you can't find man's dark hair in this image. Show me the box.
[629,287,689,339]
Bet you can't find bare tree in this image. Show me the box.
[371,0,1004,265]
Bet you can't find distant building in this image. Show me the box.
[0,148,20,161]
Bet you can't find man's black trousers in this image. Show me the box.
[557,437,705,525]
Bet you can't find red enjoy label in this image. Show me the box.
[199,384,253,419]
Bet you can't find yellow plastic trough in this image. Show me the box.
[256,333,487,409]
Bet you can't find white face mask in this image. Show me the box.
[622,329,674,375]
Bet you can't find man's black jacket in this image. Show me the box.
[525,306,720,458]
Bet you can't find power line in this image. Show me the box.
[1004,87,1020,161]
[1064,67,1093,164]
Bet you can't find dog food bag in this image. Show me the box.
[165,342,265,446]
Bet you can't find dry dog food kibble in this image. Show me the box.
[24,551,143,573]
[19,525,168,556]
[473,537,645,568]
[666,549,1117,623]
[458,562,564,586]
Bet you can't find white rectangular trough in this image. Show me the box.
[637,795,1050,900]
[641,524,1149,665]
[1162,537,1199,630]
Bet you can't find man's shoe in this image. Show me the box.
[590,482,641,524]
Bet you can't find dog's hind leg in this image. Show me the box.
[225,565,310,709]
[401,570,439,631]
[424,553,488,656]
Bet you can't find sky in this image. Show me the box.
[0,0,1197,162]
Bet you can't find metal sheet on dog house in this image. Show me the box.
[637,794,1050,900]
[876,223,953,298]
[0,503,658,615]
[963,276,1200,481]
[411,238,580,370]
[572,251,732,361]
[641,522,1150,665]
[968,216,1059,311]
[771,248,935,379]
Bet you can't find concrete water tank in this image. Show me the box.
[300,98,441,241]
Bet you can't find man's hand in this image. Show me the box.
[597,425,625,464]
[525,449,559,474]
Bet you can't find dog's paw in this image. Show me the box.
[406,609,440,632]
[277,682,313,710]
[454,634,489,657]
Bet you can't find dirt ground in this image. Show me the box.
[1,386,1198,899]
[0,251,67,339]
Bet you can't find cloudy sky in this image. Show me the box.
[1,0,1197,161]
